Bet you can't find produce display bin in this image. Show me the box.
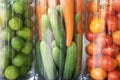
[84,0,120,80]
[0,0,35,80]
[35,0,84,80]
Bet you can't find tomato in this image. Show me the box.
[98,6,114,19]
[112,30,120,45]
[116,53,120,67]
[86,56,99,68]
[112,0,120,12]
[95,33,112,48]
[108,70,120,80]
[85,31,96,42]
[86,42,102,56]
[89,18,105,33]
[106,16,118,32]
[90,68,107,80]
[103,44,119,57]
[87,1,100,13]
[100,56,117,71]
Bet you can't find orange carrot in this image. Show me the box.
[47,0,59,8]
[75,0,84,36]
[62,0,75,46]
[36,0,47,40]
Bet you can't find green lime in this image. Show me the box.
[12,0,25,14]
[16,27,32,40]
[9,17,23,31]
[5,65,19,80]
[11,36,25,51]
[21,41,33,54]
[12,53,26,67]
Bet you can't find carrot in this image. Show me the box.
[62,0,75,46]
[75,0,84,36]
[36,0,48,40]
[47,0,59,8]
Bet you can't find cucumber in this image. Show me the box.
[64,42,77,79]
[35,40,44,76]
[40,41,57,80]
[41,14,52,45]
[52,40,57,48]
[73,34,82,79]
[48,8,66,52]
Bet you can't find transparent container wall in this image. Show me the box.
[0,0,35,80]
[84,0,120,80]
[35,0,84,80]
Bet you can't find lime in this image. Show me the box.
[5,65,19,80]
[12,53,26,67]
[12,0,25,14]
[21,41,33,54]
[9,17,23,31]
[11,36,25,51]
[16,27,32,40]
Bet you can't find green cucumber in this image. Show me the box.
[64,42,77,79]
[73,34,82,79]
[48,8,66,52]
[35,40,44,76]
[41,14,52,45]
[40,41,57,80]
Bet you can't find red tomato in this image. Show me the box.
[98,6,115,19]
[106,16,118,32]
[103,44,119,57]
[108,70,120,80]
[87,1,100,13]
[90,68,107,80]
[86,56,99,68]
[112,0,120,12]
[86,42,102,56]
[85,31,96,42]
[95,33,112,48]
[100,56,117,71]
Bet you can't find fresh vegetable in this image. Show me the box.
[73,34,82,78]
[90,68,107,80]
[112,30,120,45]
[62,0,74,46]
[64,42,76,79]
[108,70,120,80]
[100,56,117,71]
[116,53,120,67]
[48,8,66,50]
[40,41,57,80]
[75,0,84,36]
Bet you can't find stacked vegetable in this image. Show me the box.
[35,0,84,80]
[0,0,34,80]
[85,0,120,80]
